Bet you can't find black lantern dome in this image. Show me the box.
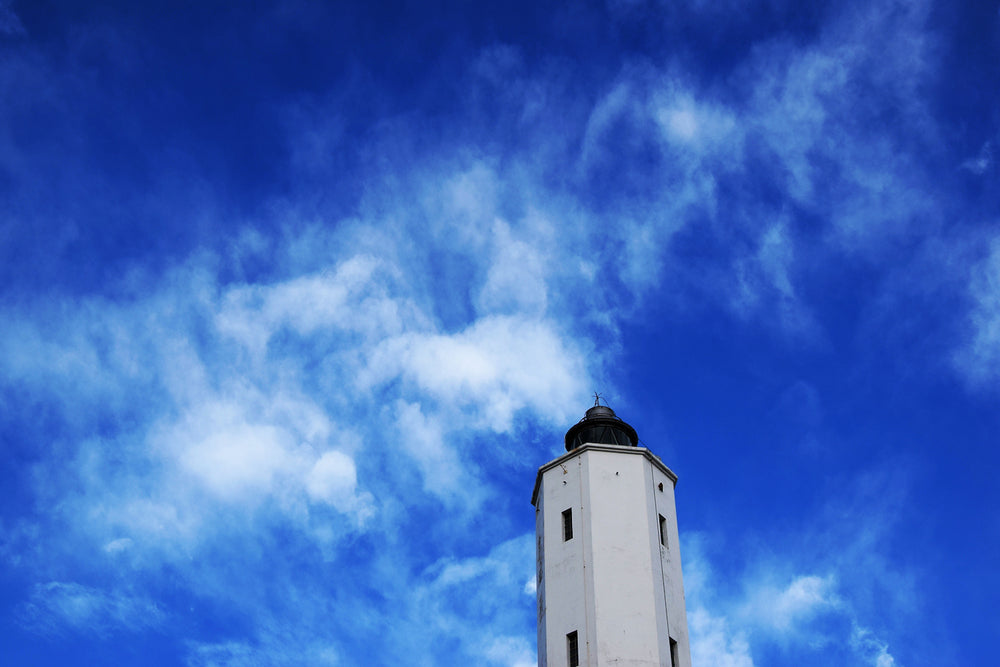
[564,403,638,451]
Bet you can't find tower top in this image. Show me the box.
[564,402,638,451]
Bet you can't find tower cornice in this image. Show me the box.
[531,443,678,507]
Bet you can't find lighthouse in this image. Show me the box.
[532,402,691,667]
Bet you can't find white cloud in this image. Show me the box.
[439,162,501,240]
[961,137,995,175]
[144,389,376,527]
[175,407,299,501]
[743,0,937,252]
[20,582,164,637]
[103,537,133,554]
[852,623,898,667]
[392,400,469,502]
[477,218,550,317]
[306,450,368,514]
[757,219,795,300]
[739,574,838,636]
[653,91,739,153]
[663,107,698,142]
[578,79,636,175]
[187,637,340,667]
[683,538,756,666]
[216,255,420,356]
[684,532,898,666]
[363,315,587,431]
[399,534,537,664]
[688,607,754,667]
[484,635,536,667]
[955,238,1000,387]
[732,216,802,323]
[0,4,968,662]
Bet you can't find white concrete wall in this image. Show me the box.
[534,444,691,667]
[535,450,588,667]
[649,462,691,667]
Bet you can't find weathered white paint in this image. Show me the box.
[533,443,691,667]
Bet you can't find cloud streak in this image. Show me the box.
[0,0,996,664]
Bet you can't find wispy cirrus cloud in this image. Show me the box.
[684,459,912,666]
[685,544,899,667]
[19,582,164,638]
[0,173,589,662]
[954,237,1000,388]
[961,136,996,176]
[0,0,994,664]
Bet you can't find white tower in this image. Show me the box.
[532,404,691,667]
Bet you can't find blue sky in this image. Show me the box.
[0,1,998,665]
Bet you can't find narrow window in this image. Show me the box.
[659,514,668,548]
[562,508,573,541]
[567,630,579,667]
[669,637,679,667]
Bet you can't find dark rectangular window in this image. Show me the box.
[659,514,668,548]
[669,637,679,667]
[567,630,579,667]
[562,508,573,541]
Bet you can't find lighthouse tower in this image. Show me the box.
[531,402,691,667]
